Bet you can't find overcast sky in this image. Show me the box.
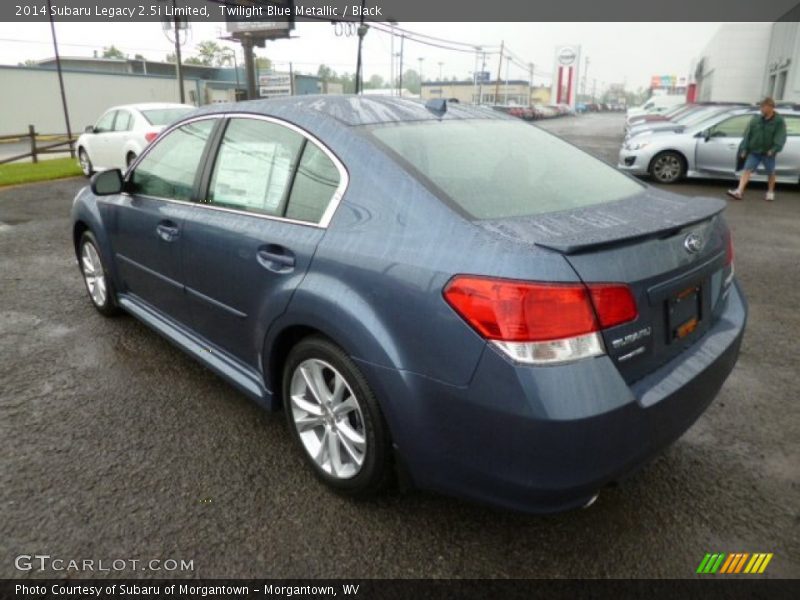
[0,21,721,91]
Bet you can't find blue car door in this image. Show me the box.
[180,116,346,367]
[102,118,217,324]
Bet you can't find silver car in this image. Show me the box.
[618,108,800,184]
[625,105,742,140]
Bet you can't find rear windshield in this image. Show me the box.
[141,108,193,126]
[369,119,642,220]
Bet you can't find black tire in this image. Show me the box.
[78,231,121,317]
[78,148,93,178]
[282,335,393,496]
[649,150,686,184]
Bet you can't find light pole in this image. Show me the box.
[438,61,443,81]
[418,57,424,92]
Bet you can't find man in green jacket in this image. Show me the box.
[727,97,787,201]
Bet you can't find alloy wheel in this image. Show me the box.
[289,358,367,479]
[81,241,107,307]
[652,154,682,183]
[79,150,91,176]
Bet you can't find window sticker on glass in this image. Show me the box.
[209,119,304,216]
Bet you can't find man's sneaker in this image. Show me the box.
[765,191,775,202]
[726,189,743,200]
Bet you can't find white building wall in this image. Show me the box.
[0,66,190,136]
[763,22,800,102]
[695,23,773,103]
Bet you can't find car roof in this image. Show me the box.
[189,95,507,127]
[107,103,193,113]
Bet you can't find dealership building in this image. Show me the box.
[692,22,800,104]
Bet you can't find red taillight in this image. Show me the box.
[725,231,734,266]
[588,284,639,329]
[443,276,637,343]
[144,131,159,143]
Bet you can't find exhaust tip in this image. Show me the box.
[582,493,599,509]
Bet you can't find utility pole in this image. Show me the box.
[398,34,404,97]
[582,56,590,99]
[438,61,443,81]
[494,40,504,105]
[417,57,424,88]
[472,46,480,104]
[355,0,367,95]
[171,0,185,103]
[504,55,510,105]
[592,78,597,103]
[46,0,73,156]
[389,21,396,95]
[528,62,534,107]
[477,51,487,105]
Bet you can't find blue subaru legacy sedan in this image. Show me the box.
[71,96,746,513]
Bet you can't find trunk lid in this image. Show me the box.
[478,190,733,382]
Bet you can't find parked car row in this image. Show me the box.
[577,102,625,113]
[618,103,800,184]
[492,103,576,121]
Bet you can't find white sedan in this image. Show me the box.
[76,103,194,176]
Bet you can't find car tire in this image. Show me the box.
[78,148,93,178]
[649,151,686,184]
[78,231,121,317]
[126,152,137,168]
[282,335,393,496]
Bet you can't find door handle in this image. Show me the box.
[257,245,296,273]
[156,221,180,242]
[727,144,738,149]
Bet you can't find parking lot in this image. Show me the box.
[1,112,798,579]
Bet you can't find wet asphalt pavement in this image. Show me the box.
[1,113,798,579]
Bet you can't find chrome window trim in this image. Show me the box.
[123,112,349,229]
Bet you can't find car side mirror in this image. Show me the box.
[85,125,95,133]
[90,169,123,196]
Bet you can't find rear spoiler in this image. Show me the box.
[531,194,727,255]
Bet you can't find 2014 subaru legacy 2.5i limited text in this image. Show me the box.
[71,96,746,513]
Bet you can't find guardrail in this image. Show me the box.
[0,125,76,165]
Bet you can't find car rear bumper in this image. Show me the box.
[356,280,747,514]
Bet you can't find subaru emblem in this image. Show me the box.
[684,233,703,254]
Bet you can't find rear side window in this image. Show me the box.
[207,119,304,216]
[114,110,132,132]
[370,119,642,220]
[129,119,215,201]
[285,143,341,223]
[142,108,193,126]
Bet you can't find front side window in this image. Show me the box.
[94,111,116,133]
[129,119,215,201]
[370,119,643,220]
[784,115,800,136]
[709,115,751,137]
[207,119,304,217]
